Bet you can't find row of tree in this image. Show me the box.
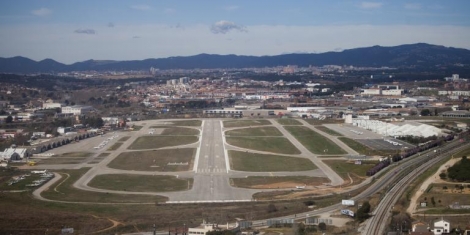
[447,156,470,182]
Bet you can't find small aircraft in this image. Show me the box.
[31,169,47,174]
[296,185,306,189]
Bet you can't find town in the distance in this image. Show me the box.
[1,43,470,235]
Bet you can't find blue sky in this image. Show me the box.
[1,0,469,63]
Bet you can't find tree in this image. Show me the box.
[439,172,447,179]
[267,203,278,213]
[5,115,13,123]
[431,197,436,207]
[443,186,448,190]
[356,201,371,222]
[318,222,326,231]
[420,109,431,116]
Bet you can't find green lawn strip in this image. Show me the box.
[225,126,282,137]
[276,119,302,126]
[107,143,123,151]
[226,137,300,154]
[229,150,316,171]
[165,120,202,126]
[322,160,377,179]
[128,136,198,150]
[303,119,344,125]
[149,126,199,136]
[284,126,346,154]
[315,126,343,136]
[118,136,131,142]
[131,125,143,131]
[88,174,193,192]
[231,176,329,189]
[58,152,93,158]
[338,137,396,156]
[39,158,87,165]
[423,208,470,214]
[223,119,271,128]
[108,148,195,171]
[317,155,346,158]
[41,168,167,202]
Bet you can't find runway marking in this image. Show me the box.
[192,120,204,172]
[220,120,230,173]
[270,172,273,176]
[204,155,208,158]
[216,155,219,158]
[206,144,209,147]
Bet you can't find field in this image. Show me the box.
[284,126,346,154]
[88,174,193,192]
[0,171,44,191]
[131,125,143,131]
[128,136,198,150]
[165,120,202,126]
[231,176,329,189]
[41,168,167,203]
[303,119,344,125]
[276,119,302,125]
[107,142,123,151]
[88,153,109,164]
[323,160,376,184]
[315,126,343,136]
[417,183,470,210]
[37,152,92,165]
[223,119,271,128]
[338,137,395,156]
[156,127,200,136]
[107,148,195,171]
[229,150,316,172]
[225,127,282,136]
[118,136,131,141]
[226,137,301,154]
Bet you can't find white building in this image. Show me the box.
[61,105,93,115]
[188,221,239,235]
[432,218,450,235]
[438,90,470,96]
[0,148,31,161]
[42,102,62,109]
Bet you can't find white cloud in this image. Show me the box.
[107,22,115,28]
[404,3,421,10]
[131,5,151,11]
[210,21,247,34]
[31,7,52,16]
[224,5,239,11]
[74,29,96,34]
[360,2,383,9]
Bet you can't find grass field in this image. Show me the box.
[315,126,343,136]
[231,176,329,189]
[88,152,109,164]
[131,125,143,131]
[284,126,346,154]
[229,150,316,171]
[108,148,195,171]
[165,120,202,126]
[37,152,92,165]
[338,137,396,156]
[152,127,200,136]
[323,160,377,180]
[225,127,282,136]
[276,119,302,125]
[41,168,167,202]
[0,172,45,191]
[226,137,301,154]
[303,119,344,125]
[128,136,198,150]
[223,119,271,128]
[88,174,193,192]
[118,136,131,142]
[416,183,470,213]
[107,142,123,151]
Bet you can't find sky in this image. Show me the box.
[1,0,470,64]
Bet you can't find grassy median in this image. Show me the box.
[285,126,346,154]
[226,136,300,154]
[229,150,316,171]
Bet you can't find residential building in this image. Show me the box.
[432,218,450,235]
[61,105,93,115]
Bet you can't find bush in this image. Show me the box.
[267,203,277,213]
[439,172,447,179]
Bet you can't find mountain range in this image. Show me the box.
[1,43,469,73]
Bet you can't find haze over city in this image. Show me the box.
[1,0,470,63]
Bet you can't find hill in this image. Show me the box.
[1,43,469,73]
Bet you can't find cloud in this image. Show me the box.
[131,5,151,11]
[360,2,383,9]
[133,36,141,39]
[164,8,175,14]
[210,21,247,34]
[31,7,52,16]
[74,29,96,34]
[404,3,421,10]
[107,22,115,28]
[224,5,239,11]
